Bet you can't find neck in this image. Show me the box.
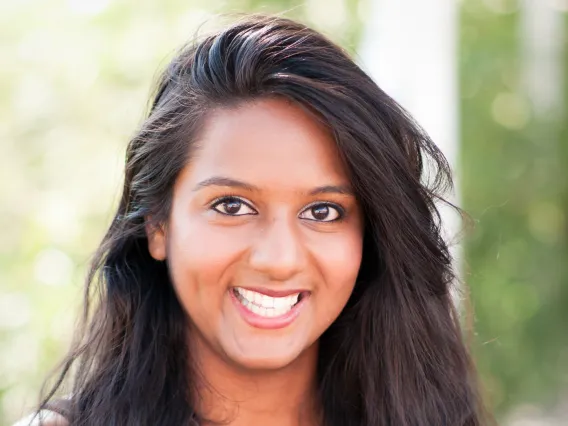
[191,337,320,426]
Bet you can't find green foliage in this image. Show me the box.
[0,1,361,424]
[0,0,566,424]
[460,0,568,416]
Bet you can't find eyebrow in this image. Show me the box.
[193,176,354,196]
[194,176,259,192]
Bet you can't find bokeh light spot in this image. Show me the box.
[33,248,74,286]
[491,92,531,130]
[0,292,31,330]
[527,202,566,245]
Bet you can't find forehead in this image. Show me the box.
[185,98,349,188]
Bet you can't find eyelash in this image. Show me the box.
[210,195,257,216]
[209,195,346,222]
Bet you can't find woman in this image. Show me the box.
[24,14,486,426]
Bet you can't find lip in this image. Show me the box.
[229,289,310,330]
[232,286,308,297]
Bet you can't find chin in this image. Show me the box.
[227,347,304,371]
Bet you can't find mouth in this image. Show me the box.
[230,287,310,329]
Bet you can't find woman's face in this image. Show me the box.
[148,98,363,370]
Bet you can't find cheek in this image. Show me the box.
[326,233,363,281]
[311,229,363,318]
[166,214,249,311]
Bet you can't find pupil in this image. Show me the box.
[312,205,329,220]
[225,200,241,214]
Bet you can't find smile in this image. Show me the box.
[233,287,303,317]
[230,287,309,329]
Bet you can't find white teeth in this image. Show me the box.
[254,292,262,305]
[234,288,303,318]
[274,297,287,309]
[245,289,254,302]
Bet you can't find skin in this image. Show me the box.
[24,97,362,426]
[20,98,362,426]
[15,411,68,426]
[147,97,364,425]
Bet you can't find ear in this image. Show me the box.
[145,218,167,261]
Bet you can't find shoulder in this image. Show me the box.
[12,410,69,426]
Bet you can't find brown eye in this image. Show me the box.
[312,205,329,220]
[212,197,257,216]
[299,203,343,222]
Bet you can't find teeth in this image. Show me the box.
[234,288,303,318]
[244,289,254,301]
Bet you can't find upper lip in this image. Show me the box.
[233,286,309,297]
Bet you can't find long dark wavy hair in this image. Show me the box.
[39,14,486,426]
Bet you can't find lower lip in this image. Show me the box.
[229,290,308,330]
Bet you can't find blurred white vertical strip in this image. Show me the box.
[520,0,564,118]
[358,0,462,290]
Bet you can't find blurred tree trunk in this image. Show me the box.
[520,0,564,119]
[358,0,462,289]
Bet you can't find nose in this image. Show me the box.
[248,216,307,281]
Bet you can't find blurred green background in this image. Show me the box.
[1,0,567,424]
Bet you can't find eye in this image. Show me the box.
[211,196,257,216]
[299,203,344,222]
